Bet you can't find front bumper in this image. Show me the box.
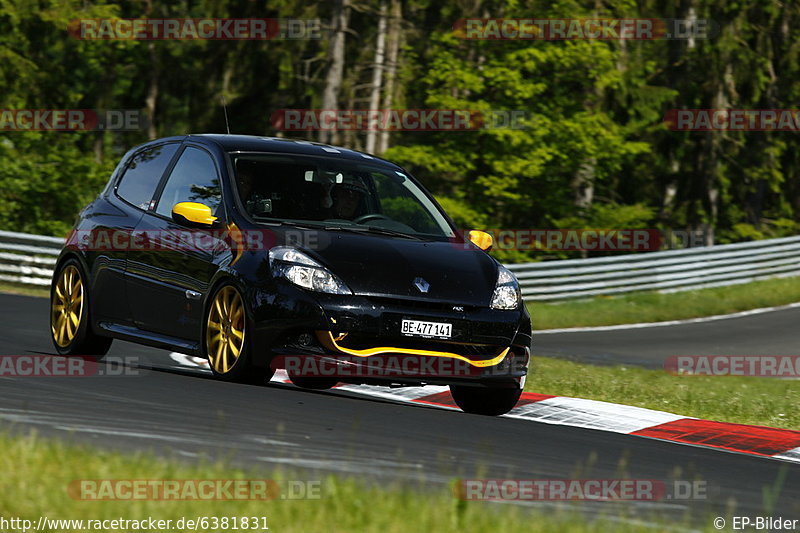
[249,283,531,386]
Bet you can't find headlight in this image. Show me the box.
[268,246,351,295]
[490,265,521,310]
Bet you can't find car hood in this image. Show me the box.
[297,231,499,307]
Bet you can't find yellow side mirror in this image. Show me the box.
[468,230,493,251]
[171,202,217,227]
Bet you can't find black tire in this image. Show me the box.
[204,283,274,385]
[288,374,339,390]
[50,258,113,357]
[449,384,522,416]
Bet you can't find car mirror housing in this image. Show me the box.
[171,202,217,227]
[468,230,493,251]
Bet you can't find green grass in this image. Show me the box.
[0,280,49,298]
[526,356,799,430]
[0,432,723,532]
[529,276,800,330]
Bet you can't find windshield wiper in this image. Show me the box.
[253,218,424,240]
[252,218,328,230]
[323,225,423,240]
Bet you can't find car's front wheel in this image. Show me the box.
[449,384,522,416]
[205,283,273,384]
[50,259,113,356]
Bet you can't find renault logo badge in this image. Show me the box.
[413,277,430,293]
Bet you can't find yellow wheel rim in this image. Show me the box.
[51,265,84,348]
[206,286,245,374]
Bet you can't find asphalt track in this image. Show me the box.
[1,292,798,526]
[533,305,800,368]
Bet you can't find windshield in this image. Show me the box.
[230,153,455,238]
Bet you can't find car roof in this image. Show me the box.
[184,134,402,170]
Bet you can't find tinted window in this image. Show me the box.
[116,144,179,210]
[155,147,222,217]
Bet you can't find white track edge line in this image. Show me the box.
[534,301,800,334]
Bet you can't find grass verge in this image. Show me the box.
[0,432,717,532]
[529,276,800,330]
[526,356,799,430]
[0,280,49,298]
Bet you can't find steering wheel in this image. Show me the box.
[353,213,391,224]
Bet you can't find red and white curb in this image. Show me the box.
[170,353,800,465]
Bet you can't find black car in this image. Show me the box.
[50,134,531,415]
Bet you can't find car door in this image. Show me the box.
[125,144,226,340]
[92,142,180,324]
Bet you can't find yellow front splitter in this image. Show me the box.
[315,330,510,368]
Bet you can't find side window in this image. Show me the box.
[116,144,179,210]
[155,147,222,217]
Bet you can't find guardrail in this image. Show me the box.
[0,230,61,287]
[1,230,799,301]
[506,235,800,301]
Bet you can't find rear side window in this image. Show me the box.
[116,144,179,210]
[155,146,222,217]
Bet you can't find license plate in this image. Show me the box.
[400,319,452,339]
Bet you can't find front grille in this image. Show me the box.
[364,296,475,313]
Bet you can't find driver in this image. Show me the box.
[236,160,258,202]
[235,160,272,216]
[328,176,367,220]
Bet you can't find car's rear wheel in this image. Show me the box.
[50,259,113,356]
[288,374,339,390]
[449,384,522,416]
[205,284,273,384]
